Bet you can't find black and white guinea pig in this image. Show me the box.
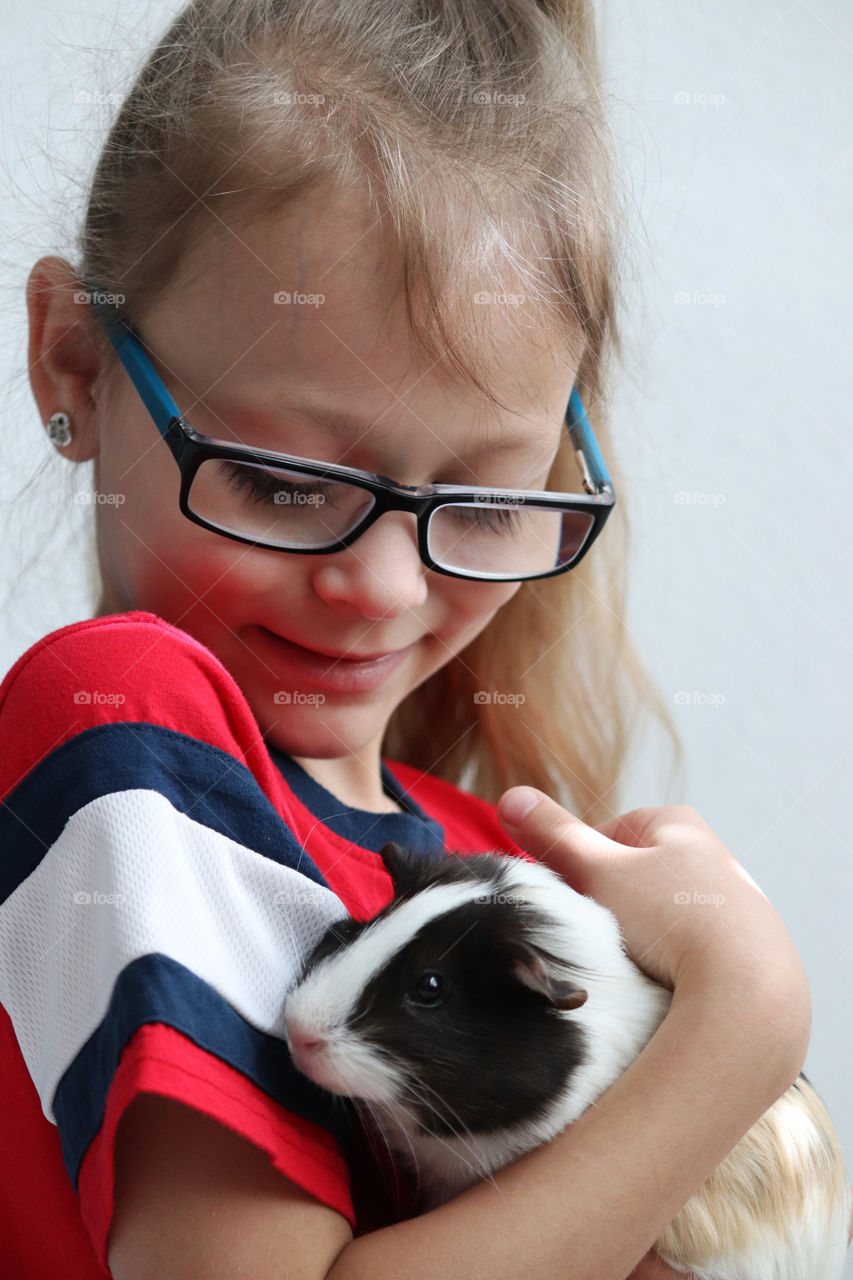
[283,842,849,1280]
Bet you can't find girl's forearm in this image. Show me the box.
[329,965,808,1280]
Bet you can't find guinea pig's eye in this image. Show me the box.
[411,969,445,1006]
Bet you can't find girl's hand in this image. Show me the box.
[497,791,811,1016]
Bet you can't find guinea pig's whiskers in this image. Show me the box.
[358,1093,428,1201]
[399,1070,503,1197]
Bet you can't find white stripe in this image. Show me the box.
[287,856,636,1038]
[0,789,349,1123]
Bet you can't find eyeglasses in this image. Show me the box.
[89,291,615,583]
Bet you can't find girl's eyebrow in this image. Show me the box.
[246,398,376,438]
[218,396,556,458]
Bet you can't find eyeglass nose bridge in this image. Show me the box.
[336,490,437,571]
[335,481,453,570]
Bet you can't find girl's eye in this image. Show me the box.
[221,461,335,506]
[448,503,524,534]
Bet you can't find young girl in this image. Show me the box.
[0,2,842,1277]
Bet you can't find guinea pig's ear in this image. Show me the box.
[508,940,588,1012]
[377,841,430,897]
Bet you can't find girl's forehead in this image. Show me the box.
[144,184,581,417]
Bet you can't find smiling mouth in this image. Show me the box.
[266,631,414,663]
[254,627,417,691]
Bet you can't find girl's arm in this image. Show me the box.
[108,957,806,1280]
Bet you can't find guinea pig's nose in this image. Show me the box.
[294,1036,325,1050]
[288,1028,327,1053]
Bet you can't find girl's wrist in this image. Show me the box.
[671,950,812,1095]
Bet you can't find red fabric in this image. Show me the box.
[79,1024,355,1266]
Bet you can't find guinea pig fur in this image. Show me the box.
[283,842,849,1280]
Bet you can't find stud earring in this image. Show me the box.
[46,411,72,447]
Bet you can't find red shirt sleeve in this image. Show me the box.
[0,611,363,1277]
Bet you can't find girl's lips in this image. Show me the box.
[254,626,415,692]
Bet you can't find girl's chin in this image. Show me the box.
[260,700,394,757]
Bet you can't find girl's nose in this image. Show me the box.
[310,511,429,617]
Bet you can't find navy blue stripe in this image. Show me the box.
[53,953,354,1188]
[268,749,447,856]
[0,722,330,904]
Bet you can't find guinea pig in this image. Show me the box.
[283,842,849,1280]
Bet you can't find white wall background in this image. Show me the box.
[0,0,850,1271]
[596,9,853,1274]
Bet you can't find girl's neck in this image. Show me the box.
[290,754,404,815]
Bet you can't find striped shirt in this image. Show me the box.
[0,610,523,1277]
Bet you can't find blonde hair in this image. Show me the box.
[71,0,684,824]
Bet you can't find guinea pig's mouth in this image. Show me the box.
[286,1027,403,1107]
[287,1033,339,1088]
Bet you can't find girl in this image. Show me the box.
[0,1,843,1277]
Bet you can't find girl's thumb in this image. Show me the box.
[497,786,612,876]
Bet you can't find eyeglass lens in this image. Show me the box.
[187,457,595,579]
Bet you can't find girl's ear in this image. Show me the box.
[507,939,588,1011]
[26,256,105,464]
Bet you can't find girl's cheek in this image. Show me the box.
[451,578,521,624]
[101,503,258,620]
[438,579,521,650]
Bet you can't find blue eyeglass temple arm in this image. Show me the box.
[92,298,613,496]
[94,301,183,431]
[565,387,612,494]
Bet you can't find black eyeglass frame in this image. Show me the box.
[89,292,616,583]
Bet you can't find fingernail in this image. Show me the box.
[500,787,542,827]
